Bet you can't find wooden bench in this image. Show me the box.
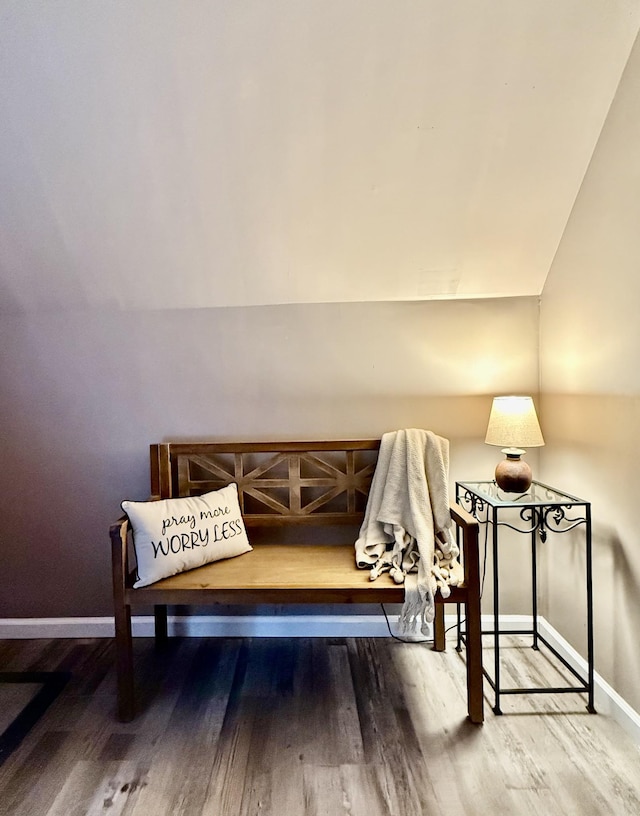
[110,440,483,723]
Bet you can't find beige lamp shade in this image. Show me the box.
[485,396,544,493]
[485,396,544,451]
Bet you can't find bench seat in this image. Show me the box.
[122,542,464,604]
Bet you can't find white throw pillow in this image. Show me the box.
[122,483,252,588]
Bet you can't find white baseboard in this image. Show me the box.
[537,618,640,747]
[480,615,640,747]
[2,613,493,639]
[1,613,638,746]
[0,614,395,639]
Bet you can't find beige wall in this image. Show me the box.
[0,296,539,617]
[540,33,640,711]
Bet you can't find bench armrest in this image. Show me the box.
[110,494,162,590]
[449,501,481,592]
[110,515,132,597]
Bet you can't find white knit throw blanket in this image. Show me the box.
[354,429,459,634]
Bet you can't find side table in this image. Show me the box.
[455,480,595,715]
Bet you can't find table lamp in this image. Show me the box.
[485,395,544,493]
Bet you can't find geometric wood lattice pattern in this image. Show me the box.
[176,450,377,526]
[153,441,381,527]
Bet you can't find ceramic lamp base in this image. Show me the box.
[495,450,532,493]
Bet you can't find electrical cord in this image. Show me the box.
[380,602,433,643]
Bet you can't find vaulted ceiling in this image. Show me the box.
[1,1,639,312]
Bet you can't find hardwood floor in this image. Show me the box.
[0,634,639,815]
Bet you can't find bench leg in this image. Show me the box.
[464,596,484,724]
[114,601,135,722]
[154,605,168,643]
[433,602,446,652]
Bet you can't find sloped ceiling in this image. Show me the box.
[1,1,639,313]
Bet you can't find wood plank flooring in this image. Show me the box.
[0,634,639,816]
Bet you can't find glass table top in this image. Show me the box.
[456,480,587,507]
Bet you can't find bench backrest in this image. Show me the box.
[150,441,381,529]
